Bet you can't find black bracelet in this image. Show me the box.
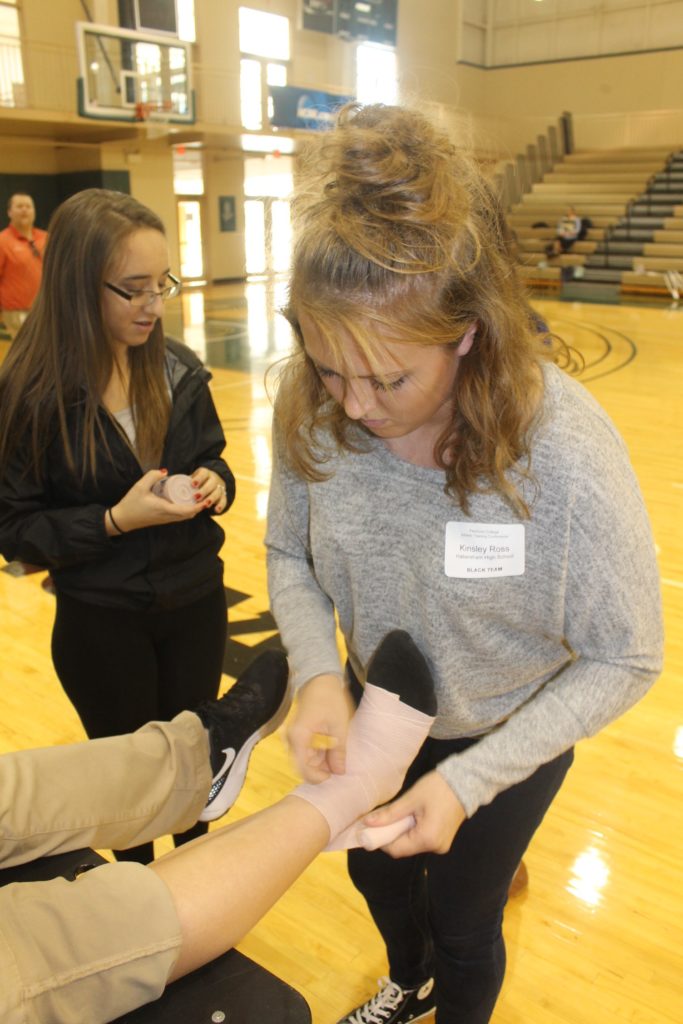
[107,507,125,535]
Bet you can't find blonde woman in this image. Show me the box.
[265,104,663,1024]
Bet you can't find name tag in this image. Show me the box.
[445,522,525,578]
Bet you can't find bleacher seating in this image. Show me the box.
[510,146,683,300]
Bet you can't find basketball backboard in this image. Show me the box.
[76,21,194,123]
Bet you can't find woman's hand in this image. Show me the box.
[287,673,355,783]
[105,470,207,535]
[190,466,231,513]
[362,771,467,857]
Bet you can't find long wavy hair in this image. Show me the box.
[275,103,553,516]
[0,188,171,481]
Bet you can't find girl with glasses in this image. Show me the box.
[0,188,235,865]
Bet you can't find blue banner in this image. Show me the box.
[269,85,354,131]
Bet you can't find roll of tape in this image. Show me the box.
[152,474,196,505]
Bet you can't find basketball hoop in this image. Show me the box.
[134,99,174,139]
[134,99,173,121]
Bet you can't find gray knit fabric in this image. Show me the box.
[266,362,663,816]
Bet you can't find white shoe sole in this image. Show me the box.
[199,677,292,821]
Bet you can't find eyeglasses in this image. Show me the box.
[28,240,42,260]
[104,273,181,307]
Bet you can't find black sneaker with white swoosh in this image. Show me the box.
[195,649,291,822]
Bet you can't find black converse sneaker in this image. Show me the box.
[337,977,435,1024]
[196,649,291,822]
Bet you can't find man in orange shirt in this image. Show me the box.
[0,192,48,340]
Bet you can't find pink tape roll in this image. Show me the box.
[359,814,416,851]
[152,474,195,505]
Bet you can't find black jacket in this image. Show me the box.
[0,338,235,610]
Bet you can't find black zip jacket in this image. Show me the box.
[0,338,235,611]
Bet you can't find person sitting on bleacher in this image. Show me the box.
[545,205,582,258]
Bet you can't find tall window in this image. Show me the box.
[356,42,397,105]
[0,1,24,108]
[239,7,289,130]
[176,0,196,42]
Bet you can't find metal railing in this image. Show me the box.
[491,112,573,211]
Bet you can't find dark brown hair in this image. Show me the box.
[0,188,171,480]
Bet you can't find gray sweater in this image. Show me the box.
[266,362,663,815]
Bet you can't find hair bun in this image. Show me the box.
[299,104,472,273]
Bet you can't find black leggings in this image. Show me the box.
[346,665,573,1024]
[52,585,227,863]
[348,739,573,1024]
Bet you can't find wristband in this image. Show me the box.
[107,507,125,535]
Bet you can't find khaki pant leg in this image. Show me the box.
[0,712,211,868]
[0,861,181,1024]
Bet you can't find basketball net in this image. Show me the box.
[134,100,173,140]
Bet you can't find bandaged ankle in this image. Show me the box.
[293,683,434,850]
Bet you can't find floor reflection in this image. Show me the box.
[567,842,611,910]
[165,276,294,372]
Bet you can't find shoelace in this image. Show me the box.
[346,979,407,1024]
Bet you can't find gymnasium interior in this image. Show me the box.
[0,2,681,1022]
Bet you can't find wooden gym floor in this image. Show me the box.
[0,286,681,1023]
